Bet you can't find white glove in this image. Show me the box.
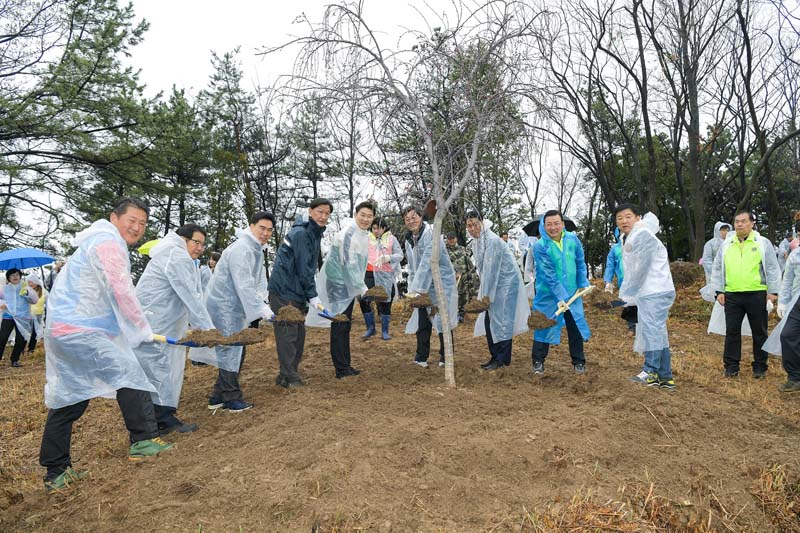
[382,254,391,264]
[557,300,569,313]
[360,286,368,297]
[309,296,322,310]
[777,303,786,319]
[604,283,614,293]
[766,300,774,314]
[261,305,275,321]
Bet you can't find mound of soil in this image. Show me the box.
[463,296,490,314]
[330,313,350,323]
[407,293,432,308]
[363,286,389,302]
[670,261,705,286]
[275,305,306,323]
[528,310,556,330]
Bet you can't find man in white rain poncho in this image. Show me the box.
[134,224,215,434]
[777,230,793,273]
[614,204,677,390]
[38,198,172,493]
[196,212,275,412]
[402,205,459,368]
[465,211,529,370]
[0,268,38,367]
[701,222,731,284]
[762,246,800,393]
[359,216,403,340]
[709,210,780,379]
[307,201,374,378]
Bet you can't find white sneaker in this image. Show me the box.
[438,361,445,368]
[414,360,429,369]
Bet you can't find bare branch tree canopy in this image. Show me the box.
[263,0,552,386]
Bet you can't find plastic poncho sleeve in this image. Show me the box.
[780,249,800,307]
[340,227,368,289]
[701,239,716,281]
[389,235,404,265]
[408,230,435,295]
[618,231,657,305]
[96,240,152,344]
[761,238,782,294]
[603,248,618,285]
[169,262,215,331]
[533,243,570,302]
[228,244,269,324]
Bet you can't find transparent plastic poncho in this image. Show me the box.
[762,248,800,356]
[189,228,269,371]
[133,231,215,407]
[404,222,459,334]
[368,230,403,301]
[470,223,529,342]
[0,280,37,340]
[701,222,730,282]
[44,219,155,408]
[306,219,369,327]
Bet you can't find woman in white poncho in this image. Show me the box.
[465,211,529,370]
[615,204,677,390]
[0,268,38,367]
[134,224,214,434]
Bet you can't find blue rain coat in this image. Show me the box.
[133,231,215,407]
[603,228,624,288]
[470,223,529,342]
[44,219,155,408]
[404,222,459,334]
[532,218,591,344]
[190,228,269,371]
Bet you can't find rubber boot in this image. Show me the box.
[381,314,392,340]
[362,312,376,338]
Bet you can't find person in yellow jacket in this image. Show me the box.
[26,273,47,353]
[710,210,781,378]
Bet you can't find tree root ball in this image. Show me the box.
[464,296,490,314]
[275,305,307,323]
[363,286,389,301]
[528,311,556,330]
[408,294,433,308]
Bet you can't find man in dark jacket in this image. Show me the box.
[268,198,331,387]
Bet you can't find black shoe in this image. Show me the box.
[724,369,739,378]
[159,419,198,435]
[11,361,22,368]
[753,370,766,379]
[191,361,208,367]
[480,358,495,369]
[336,367,361,379]
[275,374,289,388]
[482,360,505,370]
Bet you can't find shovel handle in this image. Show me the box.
[554,286,594,317]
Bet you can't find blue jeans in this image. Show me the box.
[643,347,672,379]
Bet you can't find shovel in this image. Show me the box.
[152,334,246,348]
[554,286,595,317]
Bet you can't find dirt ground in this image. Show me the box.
[1,285,799,532]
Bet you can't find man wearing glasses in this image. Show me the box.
[133,224,215,433]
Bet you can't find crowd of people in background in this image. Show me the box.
[1,195,798,494]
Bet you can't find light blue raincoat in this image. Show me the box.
[763,247,800,356]
[603,228,624,288]
[0,280,37,341]
[404,222,459,334]
[532,218,591,344]
[190,228,269,371]
[43,219,155,408]
[470,223,529,342]
[701,221,731,283]
[133,231,215,407]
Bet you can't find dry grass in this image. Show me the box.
[751,464,800,532]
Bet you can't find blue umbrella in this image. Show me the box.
[0,248,55,270]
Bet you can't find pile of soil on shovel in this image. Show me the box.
[363,286,389,301]
[329,313,350,322]
[275,305,307,323]
[179,328,269,347]
[407,293,433,308]
[585,288,617,309]
[464,296,490,314]
[528,310,556,330]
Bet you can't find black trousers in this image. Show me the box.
[781,297,800,382]
[0,318,26,363]
[154,404,178,426]
[532,310,585,365]
[27,325,38,352]
[330,299,356,373]
[485,311,513,365]
[269,293,307,383]
[359,271,393,315]
[415,306,453,363]
[212,320,258,402]
[39,388,158,479]
[723,291,769,373]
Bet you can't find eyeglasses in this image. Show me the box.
[189,238,206,248]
